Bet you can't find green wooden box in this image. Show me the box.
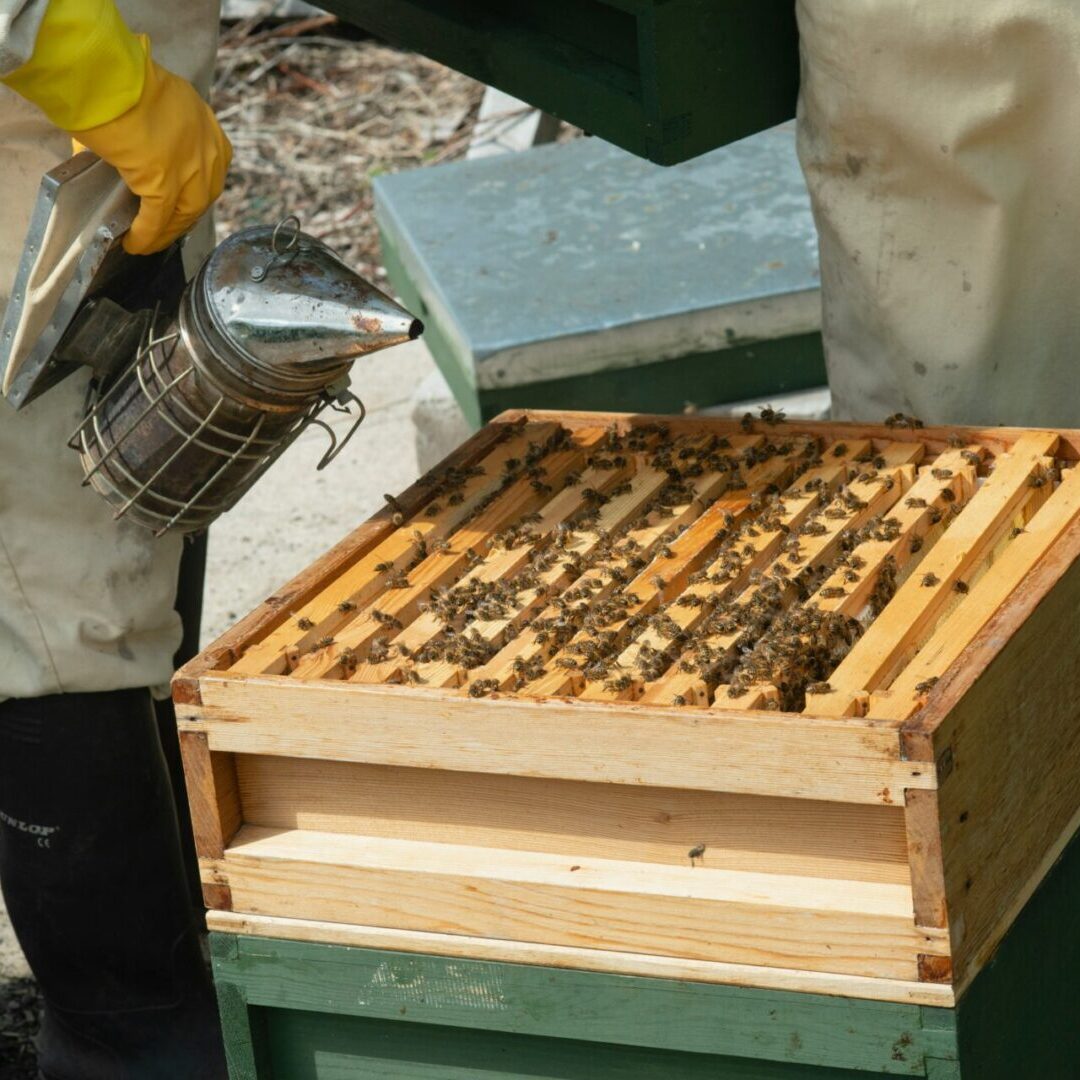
[209,825,1080,1079]
[320,0,799,165]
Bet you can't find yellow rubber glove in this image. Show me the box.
[73,40,233,254]
[2,0,231,255]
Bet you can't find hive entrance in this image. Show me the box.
[232,414,1073,722]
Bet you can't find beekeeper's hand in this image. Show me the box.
[2,0,232,255]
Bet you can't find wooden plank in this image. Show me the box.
[181,675,935,804]
[177,731,241,861]
[630,446,921,703]
[905,788,949,933]
[586,449,861,701]
[518,409,1077,461]
[213,825,947,980]
[810,431,1060,718]
[177,730,242,910]
[235,755,910,883]
[811,450,978,617]
[397,459,670,688]
[207,910,956,1007]
[461,436,781,695]
[870,463,1080,720]
[902,511,1080,995]
[289,432,610,680]
[175,415,530,697]
[712,684,780,710]
[226,417,544,678]
[521,437,809,698]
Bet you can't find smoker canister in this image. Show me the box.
[69,219,421,536]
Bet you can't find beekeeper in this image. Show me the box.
[0,0,229,1077]
[796,0,1080,428]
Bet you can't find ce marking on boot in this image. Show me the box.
[0,808,60,847]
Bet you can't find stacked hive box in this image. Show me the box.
[177,410,1080,1077]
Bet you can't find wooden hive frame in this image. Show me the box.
[176,409,1080,1008]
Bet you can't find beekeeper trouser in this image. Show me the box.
[0,0,219,700]
[797,0,1080,427]
[0,689,226,1079]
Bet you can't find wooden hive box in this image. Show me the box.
[176,410,1080,1009]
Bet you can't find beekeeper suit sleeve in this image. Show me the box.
[0,0,48,73]
[0,0,221,701]
[797,0,1080,428]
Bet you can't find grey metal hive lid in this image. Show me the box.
[373,123,821,391]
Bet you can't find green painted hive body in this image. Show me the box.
[318,0,799,167]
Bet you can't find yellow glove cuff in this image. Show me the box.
[1,0,147,131]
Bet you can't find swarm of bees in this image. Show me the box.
[293,418,1013,717]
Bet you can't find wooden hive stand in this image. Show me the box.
[176,410,1080,1017]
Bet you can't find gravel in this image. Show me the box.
[0,978,40,1080]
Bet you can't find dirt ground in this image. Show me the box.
[213,14,483,276]
[1,21,482,1075]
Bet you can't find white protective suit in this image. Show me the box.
[0,0,219,699]
[797,0,1080,427]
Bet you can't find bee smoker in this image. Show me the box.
[65,217,422,536]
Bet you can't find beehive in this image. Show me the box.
[176,410,1080,1007]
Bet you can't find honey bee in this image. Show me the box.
[337,600,356,613]
[372,609,403,630]
[313,636,335,650]
[425,503,442,517]
[296,616,314,631]
[832,443,848,458]
[910,535,924,554]
[1029,465,1051,488]
[931,467,953,480]
[884,413,924,430]
[954,579,969,594]
[921,572,940,587]
[905,496,928,509]
[604,674,633,693]
[819,586,846,599]
[688,844,707,862]
[915,676,939,694]
[806,681,832,694]
[940,488,956,503]
[672,694,688,706]
[468,679,501,698]
[386,570,410,589]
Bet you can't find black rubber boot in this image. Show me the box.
[0,688,226,1079]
